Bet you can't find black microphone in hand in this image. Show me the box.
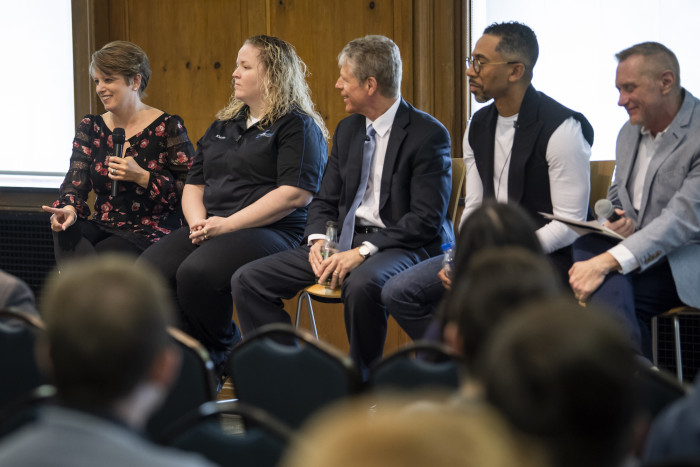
[594,199,622,223]
[111,128,126,197]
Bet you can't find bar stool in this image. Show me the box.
[651,306,700,383]
[294,284,341,340]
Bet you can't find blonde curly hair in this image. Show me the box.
[216,35,329,140]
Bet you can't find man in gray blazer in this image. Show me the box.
[569,42,700,359]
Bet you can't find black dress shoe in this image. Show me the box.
[213,324,243,393]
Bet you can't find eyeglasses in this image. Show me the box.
[465,57,519,74]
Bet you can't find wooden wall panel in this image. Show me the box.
[392,1,414,101]
[413,0,467,157]
[94,0,251,142]
[72,0,96,122]
[267,0,398,140]
[78,0,466,148]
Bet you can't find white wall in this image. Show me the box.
[471,0,700,160]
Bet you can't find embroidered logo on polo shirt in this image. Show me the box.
[256,131,274,139]
[215,134,227,140]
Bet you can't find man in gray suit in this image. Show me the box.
[0,255,214,467]
[569,42,700,359]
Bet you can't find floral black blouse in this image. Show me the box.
[54,113,195,248]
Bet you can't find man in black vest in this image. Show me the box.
[465,21,594,276]
[382,22,593,337]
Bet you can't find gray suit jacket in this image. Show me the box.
[609,89,700,307]
[0,406,215,467]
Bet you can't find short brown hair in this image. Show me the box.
[41,254,174,408]
[90,40,151,97]
[616,41,681,90]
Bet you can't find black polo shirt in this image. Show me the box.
[187,109,328,232]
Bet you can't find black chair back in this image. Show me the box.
[229,323,360,429]
[370,340,460,392]
[0,310,46,411]
[146,327,216,440]
[635,364,688,419]
[0,384,56,438]
[161,400,293,467]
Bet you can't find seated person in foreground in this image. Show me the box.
[441,246,564,379]
[643,372,700,464]
[43,41,195,267]
[281,395,547,467]
[410,201,551,344]
[479,301,642,467]
[0,255,214,467]
[231,35,453,379]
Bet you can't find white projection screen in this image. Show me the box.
[0,0,74,188]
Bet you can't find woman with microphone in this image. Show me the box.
[44,41,195,267]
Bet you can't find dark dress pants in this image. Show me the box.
[231,233,426,380]
[139,225,300,367]
[381,255,444,341]
[380,245,574,344]
[572,234,683,358]
[53,220,143,269]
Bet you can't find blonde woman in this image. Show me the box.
[140,35,328,381]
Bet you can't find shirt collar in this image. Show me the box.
[366,96,401,137]
[640,125,668,140]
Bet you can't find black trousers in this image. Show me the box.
[139,225,301,365]
[231,233,428,379]
[52,220,143,269]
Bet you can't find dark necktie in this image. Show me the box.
[338,124,376,251]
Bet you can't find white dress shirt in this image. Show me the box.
[608,127,668,274]
[309,97,401,255]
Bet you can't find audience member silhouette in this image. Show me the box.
[0,255,214,467]
[480,300,641,467]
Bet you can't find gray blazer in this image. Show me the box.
[609,89,700,308]
[0,407,215,467]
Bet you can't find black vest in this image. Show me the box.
[468,85,594,228]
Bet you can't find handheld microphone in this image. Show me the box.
[111,128,125,197]
[594,199,622,223]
